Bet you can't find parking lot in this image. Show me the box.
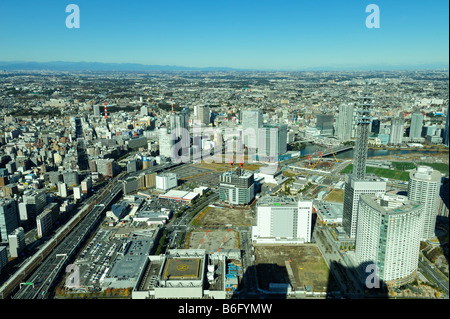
[70,228,125,291]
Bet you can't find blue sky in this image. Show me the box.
[0,0,448,70]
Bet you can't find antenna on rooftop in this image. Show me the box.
[104,102,108,119]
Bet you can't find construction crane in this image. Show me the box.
[308,145,339,170]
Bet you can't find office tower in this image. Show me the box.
[408,166,441,240]
[355,193,423,288]
[58,182,68,198]
[316,114,334,136]
[337,103,354,142]
[93,104,101,117]
[22,189,47,220]
[258,124,287,161]
[389,117,404,145]
[8,227,25,258]
[159,127,175,159]
[197,105,210,125]
[170,109,190,151]
[219,168,255,205]
[353,96,372,180]
[242,109,263,149]
[371,118,380,135]
[252,196,312,244]
[96,159,115,178]
[342,176,386,239]
[0,198,19,243]
[76,138,89,170]
[409,112,424,140]
[140,105,149,117]
[73,117,83,139]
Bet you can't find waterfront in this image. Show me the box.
[299,143,444,160]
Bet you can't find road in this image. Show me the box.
[418,255,449,296]
[11,181,123,299]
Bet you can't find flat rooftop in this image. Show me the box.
[162,258,202,280]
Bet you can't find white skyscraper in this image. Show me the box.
[8,227,25,258]
[389,117,404,145]
[258,123,287,161]
[342,176,386,239]
[242,109,263,150]
[159,127,174,159]
[408,166,441,240]
[355,193,423,288]
[252,196,312,244]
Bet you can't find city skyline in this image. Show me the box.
[0,0,448,70]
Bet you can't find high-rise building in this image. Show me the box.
[252,196,312,244]
[0,198,19,243]
[316,114,334,136]
[169,109,190,154]
[258,123,287,161]
[197,106,210,125]
[140,105,149,117]
[159,127,175,159]
[242,109,263,150]
[355,193,423,288]
[408,166,441,240]
[93,104,101,117]
[409,112,424,140]
[342,176,386,239]
[8,227,25,258]
[219,168,255,205]
[76,138,89,170]
[389,117,404,145]
[96,159,115,178]
[337,103,354,142]
[22,189,47,220]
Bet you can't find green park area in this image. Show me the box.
[341,164,410,181]
[341,161,448,181]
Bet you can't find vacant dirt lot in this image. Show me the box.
[184,229,240,252]
[254,244,334,292]
[193,206,253,227]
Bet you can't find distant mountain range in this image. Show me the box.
[0,61,239,72]
[0,61,448,72]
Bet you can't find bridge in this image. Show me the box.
[321,145,353,157]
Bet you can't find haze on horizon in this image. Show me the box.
[0,0,448,71]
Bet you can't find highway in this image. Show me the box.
[418,256,449,296]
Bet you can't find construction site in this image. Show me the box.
[192,205,253,228]
[253,244,337,294]
[184,228,241,253]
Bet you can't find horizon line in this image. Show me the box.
[0,60,448,72]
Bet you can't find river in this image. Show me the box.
[299,143,440,159]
